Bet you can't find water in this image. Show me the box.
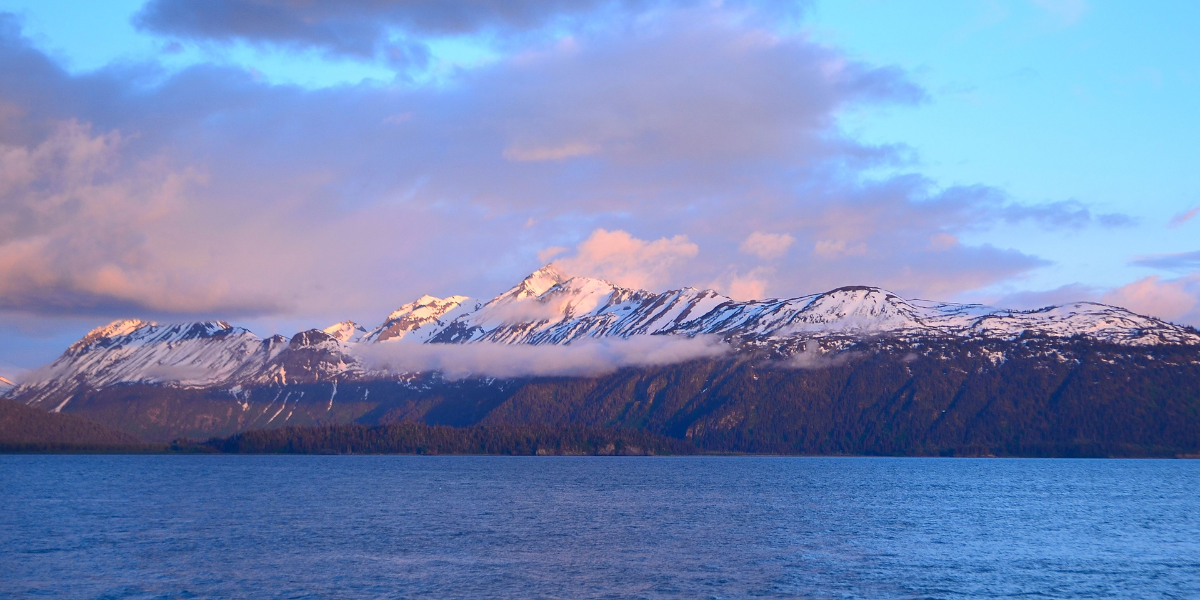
[1,456,1197,599]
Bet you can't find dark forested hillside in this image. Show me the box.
[205,423,695,455]
[10,336,1200,457]
[473,338,1200,457]
[0,398,145,451]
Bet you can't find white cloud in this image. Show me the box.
[355,334,730,379]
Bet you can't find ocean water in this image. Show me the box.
[1,456,1197,599]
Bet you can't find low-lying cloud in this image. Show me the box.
[354,334,730,379]
[782,341,858,370]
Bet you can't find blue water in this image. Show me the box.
[1,456,1198,599]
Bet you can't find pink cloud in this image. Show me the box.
[503,141,600,162]
[536,245,569,263]
[0,6,1119,333]
[926,232,958,250]
[721,267,773,301]
[1168,206,1199,228]
[0,120,278,316]
[553,229,698,290]
[1101,276,1197,321]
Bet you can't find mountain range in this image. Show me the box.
[5,265,1200,455]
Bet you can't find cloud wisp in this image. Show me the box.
[1168,206,1200,228]
[1131,250,1200,272]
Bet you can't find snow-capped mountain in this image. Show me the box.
[361,295,472,343]
[15,320,286,411]
[8,264,1199,412]
[322,321,368,343]
[388,266,1200,347]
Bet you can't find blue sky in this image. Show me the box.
[810,0,1200,291]
[0,0,1197,373]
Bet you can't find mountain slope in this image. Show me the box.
[471,338,1200,457]
[15,320,285,412]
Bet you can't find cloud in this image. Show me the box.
[479,294,571,325]
[813,239,867,257]
[986,276,1200,326]
[722,267,773,301]
[503,141,600,162]
[1168,206,1199,228]
[926,232,958,250]
[0,119,279,316]
[536,245,569,263]
[135,0,608,56]
[1101,275,1196,321]
[1130,250,1200,272]
[783,341,857,369]
[0,4,1130,332]
[354,334,730,379]
[996,198,1132,230]
[552,229,698,290]
[739,231,793,259]
[133,0,811,63]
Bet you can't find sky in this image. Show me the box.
[0,0,1197,374]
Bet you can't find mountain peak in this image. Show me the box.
[500,264,569,301]
[823,285,893,295]
[385,294,470,322]
[322,320,368,343]
[366,294,471,343]
[68,319,153,353]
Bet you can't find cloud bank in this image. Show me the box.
[354,334,730,379]
[0,1,1164,334]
